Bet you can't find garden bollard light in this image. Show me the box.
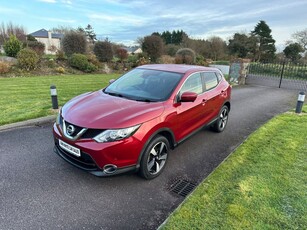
[295,91,305,114]
[50,85,58,109]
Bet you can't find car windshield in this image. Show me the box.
[104,68,183,102]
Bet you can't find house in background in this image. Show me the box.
[29,29,63,54]
[124,47,143,55]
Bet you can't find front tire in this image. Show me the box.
[139,135,170,179]
[211,105,229,133]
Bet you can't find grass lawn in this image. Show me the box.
[162,107,307,229]
[0,74,120,125]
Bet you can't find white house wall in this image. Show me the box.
[35,37,61,54]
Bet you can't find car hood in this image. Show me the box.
[62,90,165,129]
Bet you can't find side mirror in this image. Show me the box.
[109,79,116,84]
[180,92,197,102]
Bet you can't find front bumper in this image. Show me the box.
[53,123,140,177]
[53,143,136,176]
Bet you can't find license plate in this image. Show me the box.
[59,139,81,157]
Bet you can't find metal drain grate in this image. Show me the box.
[170,179,196,197]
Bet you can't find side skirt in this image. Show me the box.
[175,116,218,147]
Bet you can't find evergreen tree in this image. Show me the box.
[154,30,188,45]
[84,24,97,44]
[228,33,250,58]
[77,25,96,44]
[251,20,276,62]
[3,35,22,57]
[161,31,172,44]
[283,43,303,62]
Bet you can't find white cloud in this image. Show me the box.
[61,0,72,4]
[38,0,57,3]
[0,6,23,14]
[38,17,75,23]
[88,14,145,27]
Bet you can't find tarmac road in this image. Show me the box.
[0,85,298,230]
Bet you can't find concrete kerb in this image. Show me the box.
[0,115,56,132]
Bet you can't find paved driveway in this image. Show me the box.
[0,85,297,230]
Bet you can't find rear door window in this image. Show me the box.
[203,72,219,91]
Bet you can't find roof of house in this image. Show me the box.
[29,29,63,39]
[123,47,141,53]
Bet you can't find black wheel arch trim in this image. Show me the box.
[136,127,176,169]
[223,100,231,111]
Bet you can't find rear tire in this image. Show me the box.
[211,105,229,133]
[139,135,170,180]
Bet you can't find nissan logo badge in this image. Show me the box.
[67,125,75,136]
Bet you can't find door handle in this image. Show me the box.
[202,99,207,105]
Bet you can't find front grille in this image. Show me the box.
[59,116,104,140]
[55,139,98,170]
[64,120,84,137]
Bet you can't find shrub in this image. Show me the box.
[68,53,97,72]
[142,35,164,62]
[56,50,66,61]
[165,44,180,56]
[87,53,101,68]
[176,48,196,64]
[62,31,87,56]
[3,35,22,58]
[175,55,183,64]
[0,61,11,74]
[127,55,138,67]
[196,55,206,66]
[158,55,175,64]
[136,57,150,66]
[26,34,37,42]
[116,48,128,62]
[27,41,45,56]
[127,55,138,63]
[17,48,39,71]
[93,41,114,62]
[47,59,55,68]
[55,67,65,74]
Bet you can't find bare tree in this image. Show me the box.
[292,29,307,52]
[208,36,227,61]
[142,35,164,62]
[0,22,27,45]
[51,25,74,34]
[136,37,144,47]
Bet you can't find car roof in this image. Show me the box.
[138,64,219,74]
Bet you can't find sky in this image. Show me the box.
[1,0,307,50]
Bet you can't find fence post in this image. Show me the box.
[279,61,286,88]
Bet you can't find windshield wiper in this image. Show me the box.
[135,98,157,102]
[105,91,124,98]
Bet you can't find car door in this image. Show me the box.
[173,72,210,141]
[202,71,222,122]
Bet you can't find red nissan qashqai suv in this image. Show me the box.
[53,64,231,179]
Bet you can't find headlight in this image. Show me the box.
[56,109,61,125]
[94,124,141,143]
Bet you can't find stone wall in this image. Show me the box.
[229,59,250,84]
